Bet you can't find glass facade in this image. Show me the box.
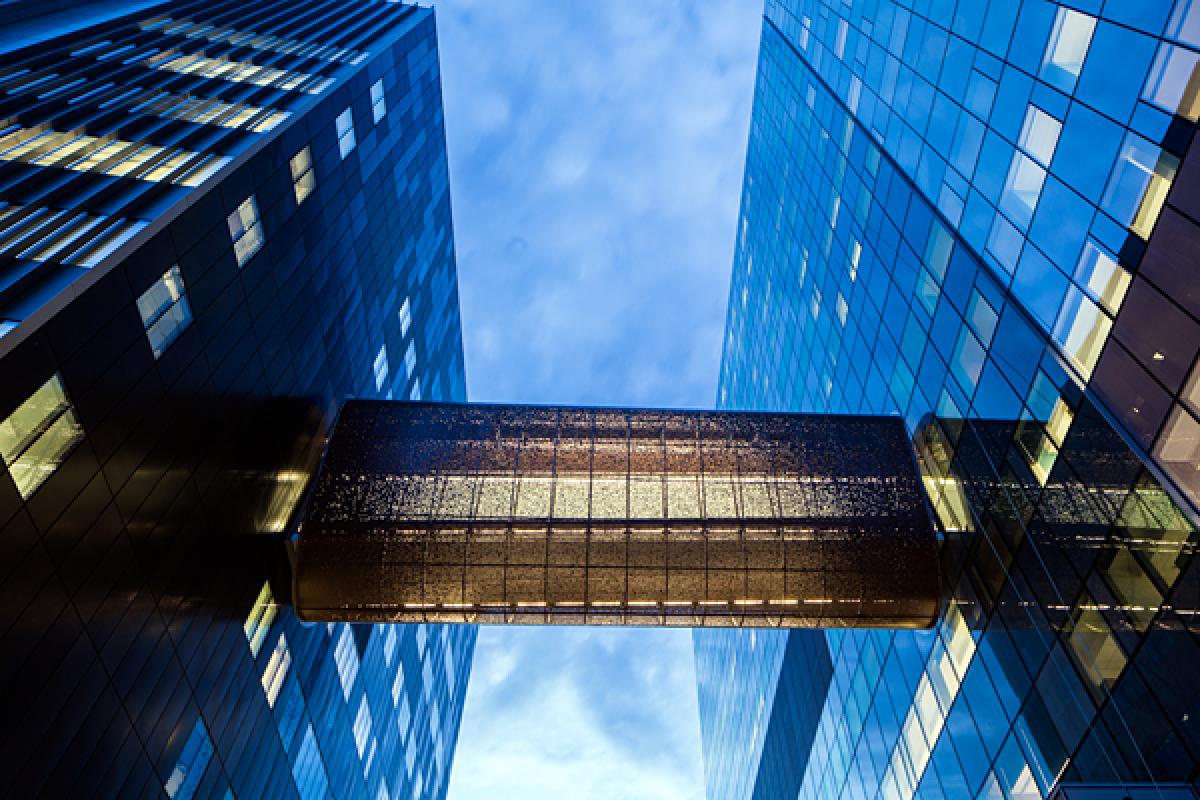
[701,1,1200,798]
[0,1,473,798]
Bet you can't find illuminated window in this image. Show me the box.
[0,126,229,187]
[0,375,84,499]
[1102,133,1179,239]
[1053,288,1111,380]
[227,195,264,266]
[336,108,356,159]
[1067,599,1127,696]
[0,320,15,337]
[164,718,213,800]
[261,632,291,707]
[353,695,373,758]
[382,625,398,666]
[371,79,387,123]
[1074,241,1130,314]
[398,296,412,336]
[1040,9,1095,92]
[373,345,390,392]
[333,624,360,700]
[243,581,277,657]
[404,340,417,378]
[145,51,330,95]
[290,146,315,205]
[137,266,192,359]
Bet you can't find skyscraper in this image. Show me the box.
[702,1,1200,798]
[0,1,474,797]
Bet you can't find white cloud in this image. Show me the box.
[433,0,761,409]
[447,627,705,800]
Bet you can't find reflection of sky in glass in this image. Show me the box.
[432,1,761,797]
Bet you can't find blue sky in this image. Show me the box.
[432,1,762,797]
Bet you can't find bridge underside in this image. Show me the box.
[293,402,940,628]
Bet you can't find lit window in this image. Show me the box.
[353,695,373,758]
[0,375,84,499]
[409,379,422,402]
[1040,8,1095,92]
[405,341,417,378]
[1053,288,1112,380]
[137,266,192,359]
[336,108,356,159]
[290,146,315,205]
[165,718,213,800]
[0,126,229,188]
[227,195,264,266]
[146,51,330,95]
[1102,133,1178,239]
[0,320,16,337]
[371,79,387,123]
[374,344,389,392]
[333,624,360,700]
[243,581,277,657]
[1074,241,1130,314]
[382,625,397,666]
[398,296,412,336]
[261,632,291,707]
[1143,43,1200,122]
[1018,107,1061,167]
[1067,598,1127,696]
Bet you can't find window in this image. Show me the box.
[164,718,213,800]
[1143,43,1200,121]
[373,344,389,392]
[0,374,84,499]
[1102,133,1179,239]
[1040,9,1096,92]
[398,296,412,336]
[999,153,1047,229]
[1155,406,1200,506]
[1018,107,1061,167]
[261,632,291,708]
[243,581,277,657]
[336,108,356,159]
[371,79,386,123]
[382,626,398,666]
[333,624,360,700]
[405,340,417,378]
[1074,241,1130,314]
[227,195,264,266]
[353,695,373,758]
[1053,288,1111,380]
[0,319,16,337]
[1066,598,1127,697]
[137,265,192,358]
[290,146,315,205]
